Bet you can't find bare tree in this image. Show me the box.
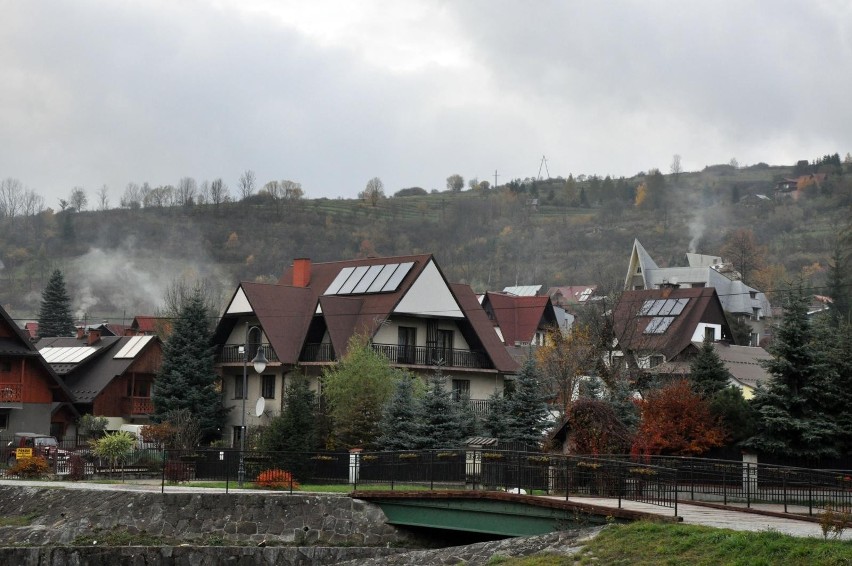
[69,187,88,212]
[720,228,766,285]
[359,177,385,207]
[210,178,228,208]
[238,169,256,201]
[121,183,142,209]
[670,154,682,184]
[22,189,44,218]
[281,180,303,200]
[176,177,197,206]
[96,185,109,211]
[0,177,24,218]
[196,180,210,205]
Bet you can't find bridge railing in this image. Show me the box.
[596,454,852,515]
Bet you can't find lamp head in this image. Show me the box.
[252,346,268,374]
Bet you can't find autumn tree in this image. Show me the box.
[720,228,766,285]
[37,269,76,337]
[321,334,403,448]
[632,380,725,456]
[359,177,385,207]
[565,398,632,455]
[535,324,599,418]
[446,174,464,192]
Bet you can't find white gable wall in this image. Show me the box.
[394,259,463,318]
[225,287,252,314]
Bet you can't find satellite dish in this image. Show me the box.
[254,397,266,417]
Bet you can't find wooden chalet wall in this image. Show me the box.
[92,342,162,418]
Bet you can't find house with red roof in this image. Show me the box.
[0,306,78,439]
[480,291,559,362]
[213,255,519,447]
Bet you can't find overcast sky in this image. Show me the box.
[2,1,850,207]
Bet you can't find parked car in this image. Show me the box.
[4,432,71,466]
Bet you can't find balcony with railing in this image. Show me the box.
[216,344,279,364]
[121,396,154,415]
[372,343,493,369]
[0,383,22,403]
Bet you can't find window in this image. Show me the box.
[438,329,454,365]
[232,426,243,448]
[693,282,705,288]
[749,291,757,299]
[649,355,664,368]
[704,327,715,341]
[452,379,470,401]
[234,376,245,400]
[752,307,760,320]
[0,412,8,430]
[397,326,416,364]
[261,375,276,399]
[750,333,759,347]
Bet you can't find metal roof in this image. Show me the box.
[502,285,542,297]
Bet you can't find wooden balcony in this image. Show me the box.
[298,343,493,370]
[216,344,279,364]
[0,383,22,403]
[123,396,154,415]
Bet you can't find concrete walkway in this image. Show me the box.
[555,496,849,539]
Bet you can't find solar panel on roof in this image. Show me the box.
[645,317,674,334]
[324,267,355,295]
[114,336,153,359]
[646,300,665,316]
[657,298,678,316]
[366,263,398,293]
[40,347,98,364]
[639,300,655,315]
[670,298,689,315]
[337,265,371,294]
[351,265,384,294]
[382,262,414,292]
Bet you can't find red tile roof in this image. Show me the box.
[483,292,555,346]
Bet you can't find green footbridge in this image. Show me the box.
[352,491,675,537]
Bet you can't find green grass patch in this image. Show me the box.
[72,528,172,547]
[0,513,39,527]
[569,522,852,566]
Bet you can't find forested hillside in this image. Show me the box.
[1,159,850,324]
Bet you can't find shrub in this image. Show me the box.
[66,454,87,481]
[6,456,50,478]
[164,460,193,483]
[256,469,300,490]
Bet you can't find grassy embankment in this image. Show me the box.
[493,521,852,566]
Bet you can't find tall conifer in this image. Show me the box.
[37,269,75,337]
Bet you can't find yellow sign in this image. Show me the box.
[15,448,33,459]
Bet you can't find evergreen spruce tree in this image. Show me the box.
[417,367,464,449]
[260,376,317,480]
[482,390,513,440]
[827,239,851,326]
[455,392,480,441]
[37,269,75,337]
[743,284,837,459]
[689,336,732,398]
[377,376,423,450]
[504,357,550,447]
[152,288,227,442]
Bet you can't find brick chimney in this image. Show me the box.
[292,258,311,288]
[76,327,86,340]
[88,329,101,346]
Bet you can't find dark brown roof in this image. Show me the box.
[220,255,518,374]
[483,292,555,345]
[613,287,731,360]
[712,342,772,389]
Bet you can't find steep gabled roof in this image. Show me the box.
[36,335,161,403]
[624,239,659,290]
[450,285,519,374]
[0,306,74,403]
[482,292,556,346]
[216,254,518,374]
[613,287,732,360]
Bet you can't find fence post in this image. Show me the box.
[809,484,813,516]
[161,448,167,494]
[225,450,230,494]
[746,463,751,508]
[723,466,727,506]
[674,469,678,517]
[689,461,694,501]
[783,472,787,514]
[429,450,435,491]
[617,464,622,509]
[349,448,361,490]
[565,457,570,501]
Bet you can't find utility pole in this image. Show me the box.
[493,169,500,189]
[538,155,550,180]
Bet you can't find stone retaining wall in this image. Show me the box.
[0,486,418,547]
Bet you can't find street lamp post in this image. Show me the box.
[238,323,268,487]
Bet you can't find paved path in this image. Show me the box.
[551,496,849,539]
